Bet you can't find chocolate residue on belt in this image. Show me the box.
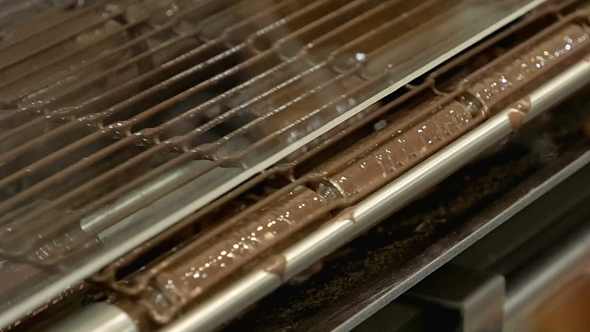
[508,110,525,131]
[468,24,589,112]
[261,254,288,281]
[330,206,358,224]
[326,100,477,200]
[1,0,213,109]
[510,96,532,113]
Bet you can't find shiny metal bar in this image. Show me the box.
[81,161,242,245]
[44,302,138,332]
[79,161,212,234]
[162,55,590,332]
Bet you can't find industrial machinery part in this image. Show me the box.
[1,0,590,331]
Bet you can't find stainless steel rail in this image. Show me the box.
[161,55,590,332]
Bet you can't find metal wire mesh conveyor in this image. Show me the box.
[2,0,590,331]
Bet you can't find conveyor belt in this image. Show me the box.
[0,0,584,330]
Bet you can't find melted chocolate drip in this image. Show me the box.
[468,24,589,111]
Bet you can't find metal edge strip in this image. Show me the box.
[161,55,590,332]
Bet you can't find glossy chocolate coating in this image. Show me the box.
[468,24,589,111]
[327,100,474,198]
[139,185,329,323]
